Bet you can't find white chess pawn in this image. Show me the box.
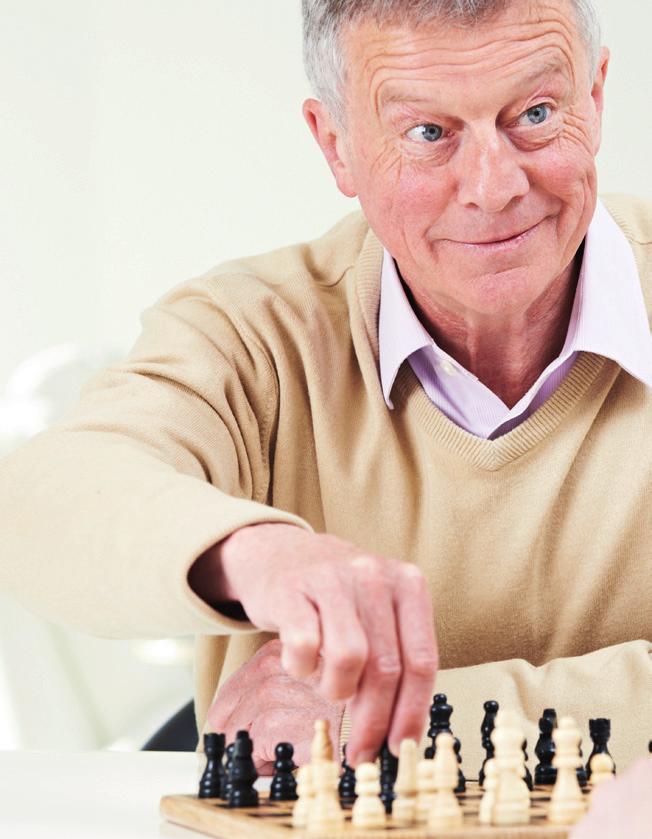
[588,752,615,805]
[310,719,333,763]
[351,762,386,829]
[308,759,344,834]
[428,732,463,831]
[491,710,531,826]
[415,758,436,823]
[479,758,498,825]
[292,764,314,828]
[393,738,418,826]
[548,716,587,825]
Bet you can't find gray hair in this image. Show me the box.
[302,0,601,123]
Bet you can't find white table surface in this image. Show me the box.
[0,749,248,839]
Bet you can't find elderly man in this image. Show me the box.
[0,0,650,823]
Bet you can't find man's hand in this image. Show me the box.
[207,640,344,774]
[190,523,438,765]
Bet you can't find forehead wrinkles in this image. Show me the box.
[349,9,579,115]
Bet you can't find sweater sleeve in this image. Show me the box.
[0,277,313,638]
[339,640,651,771]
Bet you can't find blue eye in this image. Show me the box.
[522,104,550,126]
[406,123,444,143]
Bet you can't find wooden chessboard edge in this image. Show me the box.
[159,792,579,839]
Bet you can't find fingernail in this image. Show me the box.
[356,750,376,765]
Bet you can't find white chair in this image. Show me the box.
[0,343,194,750]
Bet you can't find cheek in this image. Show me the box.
[359,150,456,228]
[529,118,598,202]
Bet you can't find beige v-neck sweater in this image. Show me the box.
[1,195,650,770]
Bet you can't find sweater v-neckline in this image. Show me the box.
[354,222,617,470]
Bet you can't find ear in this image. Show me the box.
[590,46,610,155]
[302,98,357,198]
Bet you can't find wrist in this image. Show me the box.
[188,537,238,605]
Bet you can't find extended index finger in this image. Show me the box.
[387,563,438,753]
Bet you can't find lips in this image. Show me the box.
[457,222,540,245]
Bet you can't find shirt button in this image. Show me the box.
[439,360,457,376]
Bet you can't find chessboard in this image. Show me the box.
[160,781,588,838]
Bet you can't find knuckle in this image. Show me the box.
[399,562,428,589]
[284,632,319,659]
[406,652,439,679]
[329,647,366,676]
[369,653,402,683]
[351,553,385,578]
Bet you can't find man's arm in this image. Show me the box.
[0,274,438,764]
[0,275,311,638]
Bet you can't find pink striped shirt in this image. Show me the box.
[379,200,652,439]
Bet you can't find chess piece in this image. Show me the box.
[479,699,499,787]
[588,752,615,804]
[351,763,386,829]
[479,758,498,824]
[415,758,436,823]
[548,717,587,825]
[308,759,344,833]
[270,742,297,801]
[292,764,314,828]
[586,718,615,780]
[393,738,418,826]
[453,736,466,793]
[428,732,463,831]
[491,710,531,826]
[198,732,225,799]
[379,740,398,814]
[228,730,259,808]
[310,719,333,763]
[338,744,357,804]
[220,742,235,801]
[534,714,557,785]
[426,693,453,757]
[522,739,534,791]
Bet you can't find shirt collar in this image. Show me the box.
[378,199,652,410]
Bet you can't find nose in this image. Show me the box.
[455,126,530,213]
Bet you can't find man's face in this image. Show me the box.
[328,0,608,322]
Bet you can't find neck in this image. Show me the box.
[401,255,581,409]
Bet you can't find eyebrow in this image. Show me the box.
[378,60,569,110]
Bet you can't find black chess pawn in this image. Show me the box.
[426,693,454,758]
[522,739,533,791]
[338,744,357,804]
[453,737,466,793]
[199,732,225,799]
[543,708,558,729]
[479,700,499,787]
[649,740,652,754]
[269,742,298,801]
[228,730,259,808]
[379,740,398,814]
[534,714,557,785]
[220,742,235,801]
[586,718,615,780]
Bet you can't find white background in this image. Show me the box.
[1,0,651,392]
[0,1,650,749]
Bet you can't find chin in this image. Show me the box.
[452,267,550,316]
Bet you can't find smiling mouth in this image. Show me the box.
[450,220,544,248]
